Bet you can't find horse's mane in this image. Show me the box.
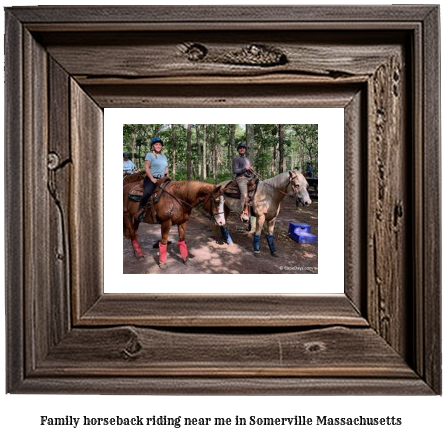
[261,170,304,196]
[261,171,289,196]
[264,170,303,185]
[264,171,288,186]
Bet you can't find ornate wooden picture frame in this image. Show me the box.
[5,6,440,394]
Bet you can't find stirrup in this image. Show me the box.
[136,209,146,222]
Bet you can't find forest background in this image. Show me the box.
[123,124,318,182]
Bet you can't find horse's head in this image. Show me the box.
[202,185,226,226]
[288,170,312,207]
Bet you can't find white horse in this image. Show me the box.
[219,170,312,256]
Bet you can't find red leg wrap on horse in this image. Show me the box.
[158,242,168,264]
[132,239,143,257]
[177,240,189,261]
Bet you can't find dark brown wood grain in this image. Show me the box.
[422,6,441,393]
[366,52,408,356]
[36,326,416,378]
[23,28,50,371]
[79,294,367,327]
[70,80,104,320]
[9,5,437,24]
[5,10,24,393]
[344,89,366,313]
[4,5,441,395]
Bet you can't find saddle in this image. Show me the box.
[224,178,259,219]
[129,177,171,224]
[224,178,259,200]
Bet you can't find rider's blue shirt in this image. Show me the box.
[123,159,136,174]
[145,152,168,177]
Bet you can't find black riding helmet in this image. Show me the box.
[237,142,247,150]
[123,152,130,158]
[151,137,164,147]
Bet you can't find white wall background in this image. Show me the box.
[1,2,441,438]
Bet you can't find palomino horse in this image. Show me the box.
[219,170,311,256]
[123,179,226,266]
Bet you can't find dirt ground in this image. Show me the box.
[123,196,318,274]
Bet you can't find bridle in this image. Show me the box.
[201,191,225,222]
[285,172,301,197]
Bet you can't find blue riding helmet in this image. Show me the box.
[151,137,164,146]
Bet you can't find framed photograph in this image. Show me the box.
[5,5,440,394]
[108,109,343,293]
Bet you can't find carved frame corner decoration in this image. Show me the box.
[4,5,441,395]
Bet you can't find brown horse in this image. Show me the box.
[123,178,226,266]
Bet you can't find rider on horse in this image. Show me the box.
[123,152,137,176]
[232,142,254,222]
[136,137,169,222]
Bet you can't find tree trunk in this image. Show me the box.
[246,124,255,164]
[212,125,218,183]
[131,132,137,166]
[196,124,201,179]
[272,125,277,174]
[171,124,177,179]
[187,124,192,180]
[229,124,236,166]
[278,124,285,173]
[257,125,266,177]
[202,124,207,180]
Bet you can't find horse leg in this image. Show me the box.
[266,217,278,257]
[177,222,189,264]
[158,219,172,267]
[124,212,144,259]
[220,226,233,244]
[220,206,233,244]
[253,215,266,256]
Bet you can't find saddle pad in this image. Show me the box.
[224,178,258,199]
[129,182,144,198]
[128,194,142,202]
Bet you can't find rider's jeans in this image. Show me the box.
[236,176,249,213]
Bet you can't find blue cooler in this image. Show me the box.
[289,222,311,237]
[292,229,317,244]
[288,222,317,244]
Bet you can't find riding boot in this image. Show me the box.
[177,240,189,263]
[266,234,278,257]
[253,234,260,255]
[158,241,168,265]
[136,206,147,222]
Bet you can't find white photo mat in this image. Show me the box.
[104,108,344,293]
